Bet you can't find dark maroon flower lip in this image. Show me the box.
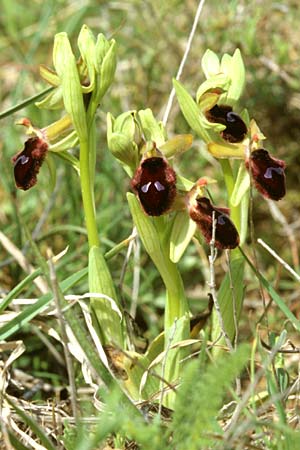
[188,196,240,249]
[246,148,286,201]
[205,104,247,143]
[12,137,48,190]
[131,156,177,216]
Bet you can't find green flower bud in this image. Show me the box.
[53,32,88,141]
[107,112,139,174]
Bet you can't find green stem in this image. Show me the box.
[79,138,100,248]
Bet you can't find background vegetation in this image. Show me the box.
[1,0,300,448]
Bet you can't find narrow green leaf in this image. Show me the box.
[0,268,88,341]
[89,246,124,347]
[0,268,43,313]
[211,256,245,345]
[6,397,57,450]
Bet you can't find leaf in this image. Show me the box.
[0,268,88,340]
[170,212,197,263]
[211,256,245,346]
[89,246,124,347]
[6,397,57,450]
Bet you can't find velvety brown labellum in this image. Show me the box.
[206,104,247,143]
[246,149,286,201]
[12,137,48,190]
[189,196,240,249]
[131,156,177,216]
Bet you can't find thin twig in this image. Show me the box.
[48,251,78,423]
[162,0,206,126]
[257,237,300,282]
[208,212,233,352]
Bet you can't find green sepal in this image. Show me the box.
[54,150,80,173]
[77,24,96,91]
[49,130,79,152]
[219,48,245,105]
[53,32,88,141]
[39,65,60,86]
[230,162,250,207]
[137,109,166,146]
[170,211,197,263]
[44,152,57,192]
[35,86,64,110]
[160,134,193,158]
[107,112,139,172]
[89,246,124,347]
[98,39,117,98]
[196,73,229,104]
[95,33,110,72]
[174,79,213,143]
[201,49,221,79]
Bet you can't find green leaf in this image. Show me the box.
[170,211,197,263]
[0,268,88,341]
[89,246,124,347]
[211,256,245,347]
[6,397,57,450]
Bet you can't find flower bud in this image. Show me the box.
[188,196,239,249]
[131,155,176,216]
[246,149,286,201]
[12,137,48,190]
[205,104,247,143]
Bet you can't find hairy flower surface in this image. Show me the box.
[12,137,48,190]
[188,196,240,249]
[246,149,286,201]
[131,156,176,216]
[205,104,247,143]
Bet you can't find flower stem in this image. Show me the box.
[79,138,100,248]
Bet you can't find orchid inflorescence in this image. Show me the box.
[12,40,286,254]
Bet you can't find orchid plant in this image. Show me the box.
[10,27,287,409]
